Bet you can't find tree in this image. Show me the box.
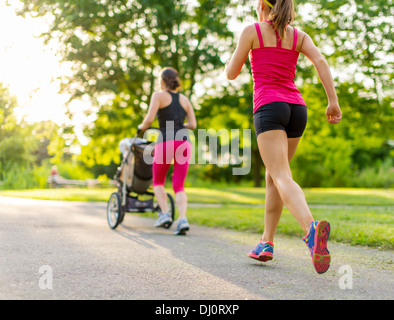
[292,0,394,186]
[296,0,393,102]
[19,0,236,168]
[0,84,34,176]
[16,0,393,187]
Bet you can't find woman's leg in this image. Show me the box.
[175,191,187,220]
[153,141,172,214]
[172,141,192,220]
[257,130,313,234]
[153,185,170,213]
[261,172,283,243]
[261,137,302,242]
[258,131,331,273]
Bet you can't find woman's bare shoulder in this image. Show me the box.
[178,93,192,109]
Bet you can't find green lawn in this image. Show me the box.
[185,205,393,249]
[1,187,392,206]
[1,187,393,249]
[0,188,114,202]
[186,187,394,206]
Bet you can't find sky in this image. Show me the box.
[0,0,90,129]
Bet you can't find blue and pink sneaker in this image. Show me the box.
[303,220,331,274]
[247,240,274,262]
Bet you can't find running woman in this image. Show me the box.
[225,0,342,274]
[139,67,197,235]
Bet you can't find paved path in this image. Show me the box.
[0,196,393,300]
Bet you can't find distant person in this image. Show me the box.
[225,0,342,273]
[49,165,60,188]
[139,67,197,235]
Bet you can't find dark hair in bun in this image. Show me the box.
[161,67,181,90]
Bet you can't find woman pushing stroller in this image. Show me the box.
[139,67,197,235]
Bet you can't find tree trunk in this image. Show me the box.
[252,147,263,187]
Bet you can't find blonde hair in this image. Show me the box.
[265,0,295,40]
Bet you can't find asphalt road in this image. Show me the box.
[0,196,393,300]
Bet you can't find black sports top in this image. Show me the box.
[157,91,189,142]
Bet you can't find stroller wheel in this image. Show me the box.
[165,193,175,229]
[107,192,124,229]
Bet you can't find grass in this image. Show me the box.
[1,186,393,206]
[186,187,394,206]
[186,206,394,249]
[1,187,393,249]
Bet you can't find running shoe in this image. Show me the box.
[303,220,331,274]
[174,218,190,235]
[247,240,274,262]
[154,212,172,228]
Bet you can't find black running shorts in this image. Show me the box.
[253,102,307,138]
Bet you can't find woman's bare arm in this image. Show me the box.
[182,96,197,130]
[300,34,342,124]
[138,92,161,131]
[225,24,255,80]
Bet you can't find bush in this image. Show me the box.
[56,161,94,180]
[351,158,394,188]
[0,165,38,190]
[0,160,98,190]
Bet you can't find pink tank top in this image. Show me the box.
[250,21,306,114]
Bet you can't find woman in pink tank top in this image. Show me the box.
[225,0,342,274]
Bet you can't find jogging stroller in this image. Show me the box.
[106,132,175,229]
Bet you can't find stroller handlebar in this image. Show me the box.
[136,126,159,136]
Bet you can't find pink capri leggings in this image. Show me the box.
[152,140,192,193]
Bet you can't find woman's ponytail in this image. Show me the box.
[267,0,295,40]
[161,67,181,90]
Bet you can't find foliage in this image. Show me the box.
[56,160,95,180]
[0,84,37,179]
[351,158,394,188]
[1,167,35,189]
[296,0,393,98]
[6,0,394,188]
[291,80,393,187]
[0,83,88,189]
[18,0,236,169]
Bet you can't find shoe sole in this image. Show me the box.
[312,220,331,274]
[174,226,189,235]
[155,221,172,229]
[247,252,273,262]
